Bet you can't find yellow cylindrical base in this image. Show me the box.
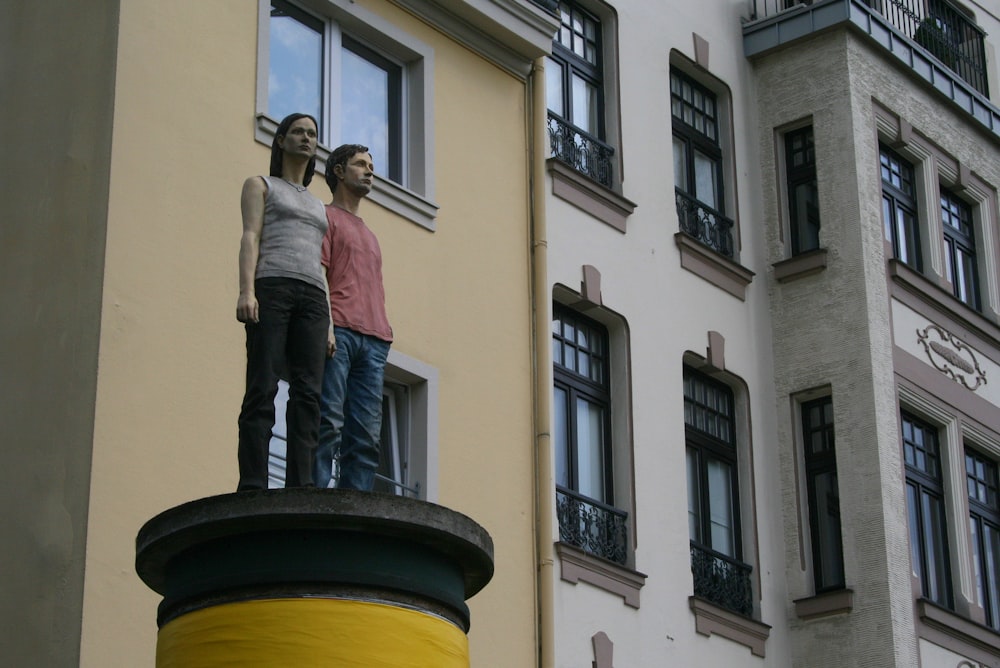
[156,598,469,668]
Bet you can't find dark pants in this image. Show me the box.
[238,277,328,490]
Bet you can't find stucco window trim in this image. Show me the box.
[675,233,755,300]
[889,259,1000,348]
[255,0,439,231]
[689,596,771,658]
[793,588,854,620]
[917,598,1000,665]
[548,158,637,233]
[773,248,828,282]
[555,542,646,608]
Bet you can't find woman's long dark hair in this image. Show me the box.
[269,112,319,186]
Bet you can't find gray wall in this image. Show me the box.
[0,2,120,665]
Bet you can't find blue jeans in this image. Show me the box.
[238,278,328,490]
[315,327,390,490]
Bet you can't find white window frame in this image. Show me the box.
[267,348,439,501]
[256,0,438,230]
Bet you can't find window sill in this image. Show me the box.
[674,233,755,300]
[773,248,828,283]
[555,542,646,608]
[255,114,440,231]
[793,588,853,620]
[547,158,636,233]
[888,259,1000,342]
[916,599,1000,665]
[689,596,771,657]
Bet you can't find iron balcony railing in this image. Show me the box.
[547,113,615,189]
[690,542,754,616]
[556,486,628,565]
[750,0,988,96]
[675,189,736,258]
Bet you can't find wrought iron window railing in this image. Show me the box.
[750,0,988,96]
[556,486,628,565]
[547,113,615,189]
[675,189,735,258]
[690,542,754,616]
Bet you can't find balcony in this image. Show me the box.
[547,113,615,189]
[556,486,628,565]
[690,542,754,616]
[751,0,989,95]
[743,0,1000,137]
[675,189,736,258]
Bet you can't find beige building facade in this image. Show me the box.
[3,1,554,665]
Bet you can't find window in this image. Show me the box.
[801,396,845,592]
[684,366,752,616]
[552,304,627,565]
[902,412,953,608]
[880,145,921,271]
[546,0,614,188]
[672,68,733,258]
[785,126,820,255]
[268,350,438,501]
[966,448,1000,630]
[259,0,436,228]
[941,188,980,310]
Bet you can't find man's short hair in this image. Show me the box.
[270,112,319,186]
[325,143,370,194]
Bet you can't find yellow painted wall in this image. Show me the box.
[79,1,536,666]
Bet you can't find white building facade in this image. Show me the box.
[538,0,1000,665]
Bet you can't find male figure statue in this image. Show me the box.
[315,144,393,490]
[236,113,331,490]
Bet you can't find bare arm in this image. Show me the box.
[236,177,266,323]
[323,272,336,357]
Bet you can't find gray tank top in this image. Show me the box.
[255,176,327,292]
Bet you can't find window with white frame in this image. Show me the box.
[259,0,436,228]
[268,351,438,501]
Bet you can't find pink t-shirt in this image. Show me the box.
[321,205,393,342]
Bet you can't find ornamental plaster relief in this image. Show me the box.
[892,300,998,407]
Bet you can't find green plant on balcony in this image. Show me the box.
[914,16,956,68]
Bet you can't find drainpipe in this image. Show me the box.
[529,56,555,668]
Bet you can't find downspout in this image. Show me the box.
[528,56,555,668]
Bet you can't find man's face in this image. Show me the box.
[339,152,374,196]
[278,118,318,158]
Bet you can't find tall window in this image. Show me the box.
[269,2,323,127]
[967,448,1000,629]
[902,412,953,608]
[685,366,752,616]
[553,305,626,564]
[941,188,980,310]
[672,69,732,258]
[880,146,921,270]
[785,126,820,255]
[268,382,417,496]
[546,1,613,187]
[262,0,435,228]
[801,397,845,592]
[341,37,402,183]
